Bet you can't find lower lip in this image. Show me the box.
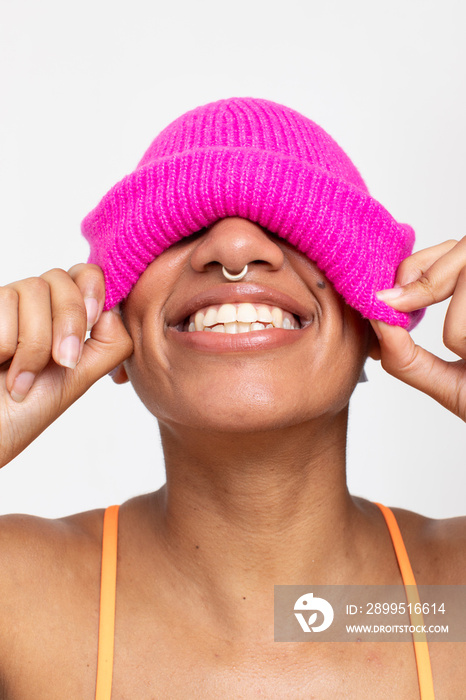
[167,327,308,353]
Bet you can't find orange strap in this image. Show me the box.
[375,503,435,700]
[94,503,434,699]
[95,504,120,700]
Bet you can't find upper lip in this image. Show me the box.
[167,283,315,328]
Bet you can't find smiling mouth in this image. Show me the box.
[175,302,311,334]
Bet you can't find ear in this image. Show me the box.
[367,325,381,361]
[109,364,130,384]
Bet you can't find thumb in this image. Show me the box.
[369,319,462,416]
[72,308,134,388]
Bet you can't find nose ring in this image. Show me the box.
[222,265,248,281]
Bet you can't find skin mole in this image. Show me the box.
[317,280,326,289]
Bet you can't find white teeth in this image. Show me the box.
[237,322,251,333]
[256,305,273,323]
[236,303,258,323]
[224,322,238,334]
[185,302,303,333]
[203,307,218,327]
[194,310,205,331]
[271,307,283,327]
[217,303,237,323]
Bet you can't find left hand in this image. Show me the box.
[369,237,466,421]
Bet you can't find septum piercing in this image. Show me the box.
[222,265,248,281]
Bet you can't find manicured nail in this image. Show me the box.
[84,297,99,330]
[11,371,35,402]
[58,335,81,369]
[376,287,404,303]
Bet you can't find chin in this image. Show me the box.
[162,392,349,434]
[130,367,358,433]
[186,386,292,432]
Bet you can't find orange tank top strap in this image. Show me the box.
[93,503,436,699]
[375,502,435,700]
[95,504,120,700]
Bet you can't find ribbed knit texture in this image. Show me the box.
[82,97,424,329]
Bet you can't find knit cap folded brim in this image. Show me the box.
[82,97,424,330]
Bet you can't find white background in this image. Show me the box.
[0,0,464,519]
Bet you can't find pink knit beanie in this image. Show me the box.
[82,97,424,329]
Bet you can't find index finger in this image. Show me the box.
[394,239,458,286]
[376,236,466,312]
[68,263,106,330]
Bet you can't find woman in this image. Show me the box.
[0,98,464,699]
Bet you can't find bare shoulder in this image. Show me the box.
[389,506,466,584]
[0,507,104,572]
[0,508,105,672]
[0,494,151,603]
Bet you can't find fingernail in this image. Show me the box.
[58,335,81,369]
[84,297,99,330]
[11,371,35,402]
[376,287,404,303]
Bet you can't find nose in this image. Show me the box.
[189,218,285,277]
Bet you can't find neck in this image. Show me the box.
[153,411,369,588]
[141,411,387,640]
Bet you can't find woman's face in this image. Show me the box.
[120,218,375,433]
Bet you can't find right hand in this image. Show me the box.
[0,264,134,467]
[371,238,466,421]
